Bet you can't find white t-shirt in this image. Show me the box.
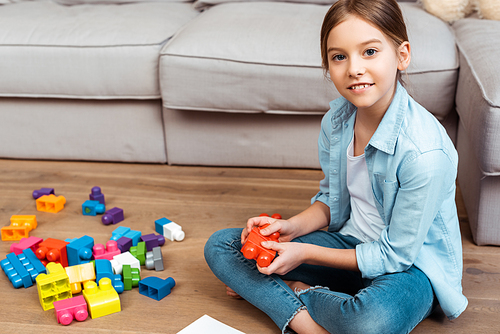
[339,138,385,243]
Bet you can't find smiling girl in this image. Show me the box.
[205,0,467,333]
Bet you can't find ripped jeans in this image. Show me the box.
[204,228,436,334]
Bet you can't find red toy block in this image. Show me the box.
[93,240,120,261]
[36,238,69,267]
[10,236,43,255]
[53,295,88,325]
[241,224,280,267]
[1,215,37,241]
[259,213,282,219]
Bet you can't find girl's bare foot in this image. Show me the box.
[225,285,243,299]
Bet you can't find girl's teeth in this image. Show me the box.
[351,84,371,89]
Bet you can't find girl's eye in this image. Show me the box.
[365,49,377,56]
[332,54,346,61]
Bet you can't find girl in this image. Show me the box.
[205,0,467,333]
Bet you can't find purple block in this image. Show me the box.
[32,188,55,199]
[89,186,105,205]
[116,237,133,253]
[101,207,124,225]
[140,233,165,252]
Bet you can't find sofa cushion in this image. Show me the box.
[160,2,458,119]
[55,0,191,4]
[0,1,198,99]
[454,18,500,174]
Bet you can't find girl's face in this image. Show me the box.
[326,15,410,116]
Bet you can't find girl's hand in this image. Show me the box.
[241,215,296,244]
[257,241,306,276]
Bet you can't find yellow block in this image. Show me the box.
[36,262,72,311]
[1,215,37,241]
[83,278,121,319]
[65,262,96,294]
[36,195,66,213]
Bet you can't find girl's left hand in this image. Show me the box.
[257,241,306,276]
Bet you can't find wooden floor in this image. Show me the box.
[0,159,499,333]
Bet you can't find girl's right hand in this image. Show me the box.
[241,215,296,244]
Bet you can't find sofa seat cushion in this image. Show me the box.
[160,2,458,118]
[0,1,198,99]
[454,18,500,174]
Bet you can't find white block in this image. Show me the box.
[163,221,185,241]
[110,251,141,275]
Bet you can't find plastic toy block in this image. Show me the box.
[82,200,105,216]
[155,218,185,242]
[138,276,175,301]
[36,195,66,213]
[53,295,88,325]
[1,215,38,241]
[89,186,105,205]
[83,277,121,319]
[36,238,69,267]
[36,262,72,311]
[33,187,55,199]
[1,248,46,288]
[129,241,146,266]
[66,235,94,267]
[122,264,140,290]
[259,213,282,219]
[110,251,141,275]
[241,223,280,267]
[145,247,164,271]
[101,207,124,225]
[94,259,124,294]
[140,233,165,252]
[93,240,120,261]
[116,237,132,253]
[10,236,43,255]
[110,226,141,246]
[65,262,96,294]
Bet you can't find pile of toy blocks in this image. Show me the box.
[0,187,184,326]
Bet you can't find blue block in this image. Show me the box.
[82,200,105,216]
[67,235,94,266]
[94,259,124,294]
[111,226,141,246]
[138,276,175,301]
[0,249,46,289]
[155,217,173,235]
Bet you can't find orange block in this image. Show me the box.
[1,215,37,241]
[36,238,69,267]
[36,195,66,213]
[241,224,280,267]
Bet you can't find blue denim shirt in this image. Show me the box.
[312,83,468,320]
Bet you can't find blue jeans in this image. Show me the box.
[204,228,436,334]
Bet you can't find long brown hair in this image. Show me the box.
[320,0,409,84]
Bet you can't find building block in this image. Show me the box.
[94,259,124,294]
[110,251,141,275]
[36,238,69,267]
[66,235,94,266]
[36,262,72,311]
[33,187,55,199]
[139,276,175,301]
[36,194,66,213]
[82,200,105,216]
[140,233,165,252]
[83,277,121,319]
[1,248,46,288]
[53,295,89,325]
[129,241,146,266]
[101,207,124,225]
[122,264,140,291]
[65,262,96,294]
[10,236,43,256]
[1,215,38,241]
[93,240,120,261]
[116,237,132,253]
[259,213,282,219]
[145,247,164,271]
[110,226,141,246]
[155,218,185,241]
[89,186,105,205]
[241,223,280,267]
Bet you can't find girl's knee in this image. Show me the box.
[204,228,242,263]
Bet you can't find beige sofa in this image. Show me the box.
[0,0,497,245]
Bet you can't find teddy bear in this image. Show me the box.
[420,0,500,23]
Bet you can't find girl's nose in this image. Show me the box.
[348,60,365,78]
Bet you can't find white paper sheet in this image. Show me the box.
[177,314,246,334]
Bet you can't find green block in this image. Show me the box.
[130,241,146,266]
